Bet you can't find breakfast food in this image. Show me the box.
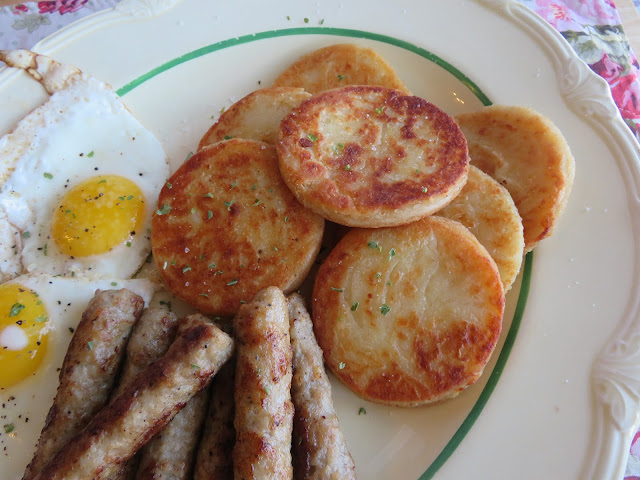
[438,165,525,291]
[31,315,234,480]
[455,105,575,251]
[198,87,312,148]
[272,43,410,94]
[288,293,356,480]
[313,216,504,406]
[277,85,469,227]
[108,306,179,480]
[134,314,211,480]
[193,357,236,479]
[233,287,293,480]
[151,138,324,316]
[0,50,168,282]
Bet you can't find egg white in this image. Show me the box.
[0,75,169,281]
[0,273,157,480]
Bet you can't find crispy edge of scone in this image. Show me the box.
[233,287,293,480]
[272,43,410,95]
[23,289,144,480]
[198,87,312,148]
[288,293,356,480]
[32,316,234,480]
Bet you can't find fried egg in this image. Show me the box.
[0,50,169,281]
[0,273,156,480]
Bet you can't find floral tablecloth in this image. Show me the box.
[1,0,640,477]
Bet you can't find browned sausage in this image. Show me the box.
[233,287,293,480]
[23,289,144,480]
[32,315,234,480]
[288,293,356,479]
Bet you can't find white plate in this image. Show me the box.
[1,0,639,479]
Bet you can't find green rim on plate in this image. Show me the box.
[117,27,531,479]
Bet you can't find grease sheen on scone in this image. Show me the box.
[277,86,469,227]
[272,43,410,95]
[438,165,524,291]
[455,105,575,251]
[198,87,312,149]
[312,216,504,407]
[151,139,324,316]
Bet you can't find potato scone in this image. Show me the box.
[312,216,504,407]
[198,87,312,148]
[272,43,410,95]
[151,139,324,316]
[438,165,524,291]
[277,86,469,227]
[455,105,575,251]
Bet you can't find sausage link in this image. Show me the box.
[23,289,144,480]
[32,315,234,480]
[233,287,293,480]
[288,293,356,479]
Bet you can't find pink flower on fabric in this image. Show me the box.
[533,0,582,30]
[591,54,640,120]
[13,4,29,13]
[37,0,88,15]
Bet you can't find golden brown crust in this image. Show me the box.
[455,105,575,251]
[277,86,469,227]
[151,139,324,316]
[312,216,504,407]
[23,289,144,480]
[198,87,312,148]
[438,165,524,291]
[288,294,356,480]
[32,316,234,480]
[233,287,293,480]
[272,44,410,95]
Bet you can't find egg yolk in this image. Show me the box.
[0,283,49,389]
[51,175,145,257]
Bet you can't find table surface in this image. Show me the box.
[0,1,639,479]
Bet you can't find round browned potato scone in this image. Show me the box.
[272,43,410,95]
[438,165,524,291]
[151,139,324,316]
[198,87,312,149]
[277,86,469,227]
[455,105,575,251]
[312,216,504,407]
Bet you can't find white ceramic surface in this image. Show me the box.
[0,0,639,478]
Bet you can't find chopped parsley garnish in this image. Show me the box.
[252,199,262,206]
[251,184,257,191]
[284,216,289,222]
[9,303,25,317]
[207,210,213,219]
[183,265,192,273]
[319,18,325,24]
[208,262,217,269]
[386,281,392,286]
[87,341,94,351]
[368,241,379,250]
[380,304,391,315]
[286,15,291,20]
[375,106,386,114]
[203,193,214,198]
[223,135,234,140]
[307,133,318,142]
[156,204,172,215]
[98,179,107,184]
[34,314,48,323]
[226,279,238,286]
[4,423,15,433]
[22,231,30,239]
[230,181,238,189]
[421,186,428,193]
[331,287,343,292]
[351,302,359,311]
[358,407,367,415]
[338,362,346,369]
[191,208,196,214]
[374,272,381,278]
[191,363,200,369]
[166,182,172,189]
[304,17,309,23]
[87,150,95,158]
[43,172,53,179]
[126,241,131,247]
[185,151,193,161]
[389,248,397,260]
[344,165,351,171]
[337,74,346,81]
[111,282,118,286]
[223,200,235,211]
[199,293,209,298]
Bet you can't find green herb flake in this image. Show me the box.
[284,216,289,222]
[252,199,262,206]
[331,287,343,292]
[380,304,391,315]
[251,184,257,191]
[344,165,351,171]
[199,293,209,298]
[127,195,134,200]
[339,362,346,369]
[230,181,238,189]
[4,423,15,434]
[185,151,193,161]
[223,200,235,211]
[374,272,381,279]
[223,135,234,140]
[156,203,172,215]
[386,281,392,286]
[358,407,367,415]
[87,341,94,351]
[22,231,30,239]
[286,15,291,20]
[337,74,346,81]
[307,133,318,142]
[87,150,95,158]
[368,241,379,249]
[183,265,192,273]
[43,172,53,179]
[226,279,238,286]
[208,262,217,269]
[304,17,309,23]
[191,208,196,214]
[43,244,48,256]
[126,241,131,247]
[34,314,48,323]
[166,182,172,189]
[204,193,214,198]
[110,282,118,286]
[265,385,271,395]
[214,270,223,276]
[319,18,325,24]
[421,186,428,193]
[375,106,386,114]
[389,248,397,261]
[351,302,359,311]
[9,303,25,317]
[207,210,213,219]
[191,363,200,369]
[98,179,107,184]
